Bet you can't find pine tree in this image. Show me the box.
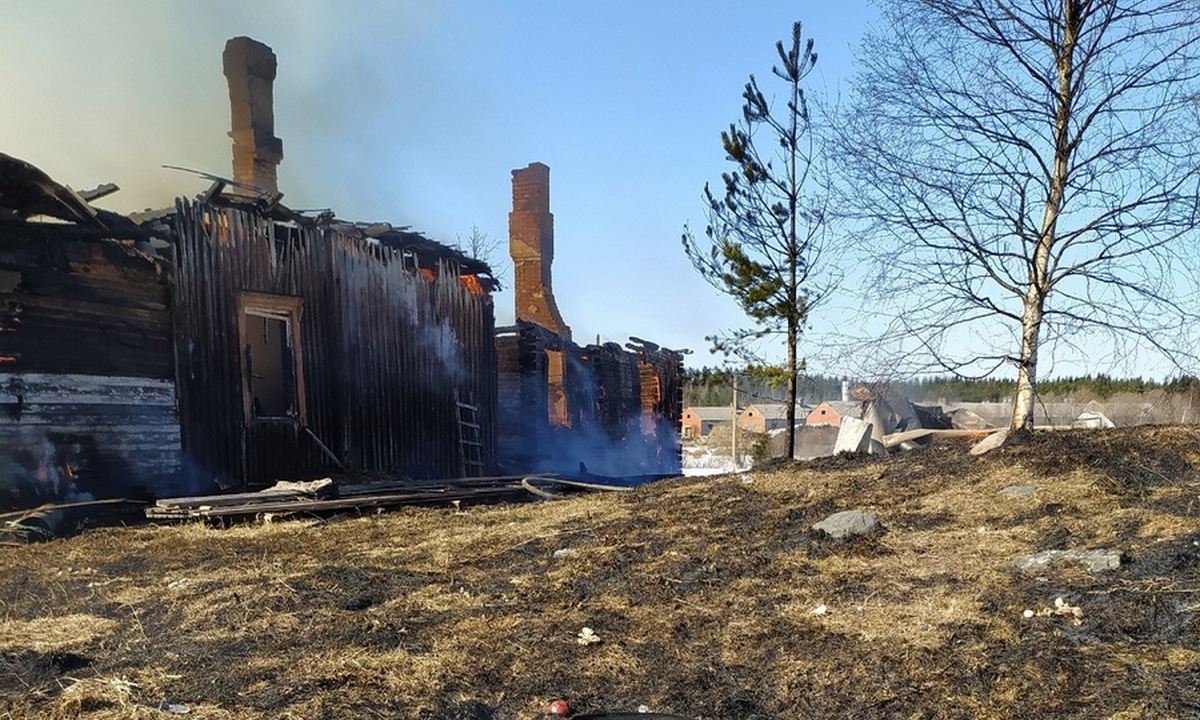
[682,21,829,459]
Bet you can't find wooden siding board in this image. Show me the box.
[0,373,176,404]
[0,232,173,379]
[7,267,168,312]
[0,372,183,508]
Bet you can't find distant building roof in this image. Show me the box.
[811,400,862,419]
[742,403,809,420]
[944,402,1011,428]
[684,406,736,421]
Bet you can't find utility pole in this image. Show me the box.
[731,374,738,470]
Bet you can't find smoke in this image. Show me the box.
[0,427,93,512]
[0,3,227,212]
[528,414,680,480]
[0,2,463,225]
[414,318,465,382]
[514,349,682,479]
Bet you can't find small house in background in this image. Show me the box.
[1073,401,1116,429]
[737,403,808,434]
[496,163,683,478]
[682,406,733,439]
[805,400,862,427]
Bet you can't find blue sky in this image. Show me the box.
[1,1,875,371]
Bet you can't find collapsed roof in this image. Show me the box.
[0,152,497,287]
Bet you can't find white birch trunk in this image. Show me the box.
[1012,296,1043,430]
[1012,0,1077,431]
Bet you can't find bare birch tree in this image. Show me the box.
[457,223,508,287]
[841,0,1200,430]
[683,21,831,459]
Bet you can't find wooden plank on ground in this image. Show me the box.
[154,489,308,509]
[880,428,999,449]
[144,485,523,520]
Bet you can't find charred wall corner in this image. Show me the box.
[0,153,184,511]
[224,36,284,196]
[509,163,570,340]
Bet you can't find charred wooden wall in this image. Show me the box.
[495,328,530,465]
[0,222,181,509]
[171,199,496,489]
[496,320,682,477]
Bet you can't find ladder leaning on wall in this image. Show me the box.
[455,392,484,478]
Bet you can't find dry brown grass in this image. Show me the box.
[2,426,1200,718]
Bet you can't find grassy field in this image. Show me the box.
[2,427,1200,719]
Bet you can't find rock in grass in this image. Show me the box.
[1013,549,1123,574]
[813,510,881,539]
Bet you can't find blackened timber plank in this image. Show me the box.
[154,488,309,509]
[145,485,523,520]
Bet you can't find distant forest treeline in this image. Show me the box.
[682,368,1200,408]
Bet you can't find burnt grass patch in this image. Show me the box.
[1008,426,1200,497]
[2,426,1200,718]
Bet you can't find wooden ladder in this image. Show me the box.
[455,393,484,478]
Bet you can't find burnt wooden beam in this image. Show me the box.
[77,183,120,202]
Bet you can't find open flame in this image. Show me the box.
[2,429,93,511]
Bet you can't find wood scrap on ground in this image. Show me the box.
[143,473,639,522]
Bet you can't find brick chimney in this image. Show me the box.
[223,37,283,196]
[509,162,571,339]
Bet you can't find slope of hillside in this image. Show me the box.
[2,427,1199,719]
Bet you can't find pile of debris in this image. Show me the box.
[829,383,1002,457]
[0,499,146,544]
[0,474,645,541]
[143,474,628,522]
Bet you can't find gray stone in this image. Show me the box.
[1000,485,1036,498]
[1013,549,1122,574]
[834,416,874,455]
[813,510,881,539]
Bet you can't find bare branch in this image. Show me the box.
[839,0,1200,429]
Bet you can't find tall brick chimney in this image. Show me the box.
[509,162,571,339]
[223,37,283,196]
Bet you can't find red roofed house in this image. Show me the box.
[737,403,808,434]
[681,406,733,439]
[805,401,862,428]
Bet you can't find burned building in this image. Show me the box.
[170,37,500,490]
[0,154,182,508]
[167,198,497,489]
[497,164,683,478]
[0,36,679,512]
[0,37,498,509]
[163,38,498,489]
